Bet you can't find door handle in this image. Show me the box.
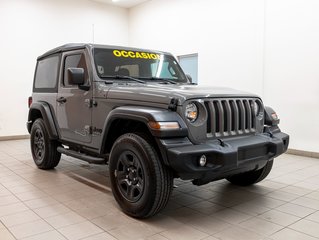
[57,97,67,104]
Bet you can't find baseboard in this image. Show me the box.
[0,135,30,141]
[287,148,319,159]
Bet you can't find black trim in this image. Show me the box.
[160,131,289,184]
[27,102,59,139]
[99,106,188,154]
[264,106,280,126]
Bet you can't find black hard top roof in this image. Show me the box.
[37,43,171,60]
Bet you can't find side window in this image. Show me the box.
[34,55,59,91]
[63,54,88,87]
[178,54,198,84]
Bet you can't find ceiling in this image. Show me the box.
[91,0,150,8]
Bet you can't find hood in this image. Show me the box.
[106,83,260,105]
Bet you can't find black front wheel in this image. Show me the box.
[226,160,273,186]
[30,118,61,169]
[109,133,173,218]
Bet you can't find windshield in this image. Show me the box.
[93,48,188,83]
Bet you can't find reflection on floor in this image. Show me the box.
[0,139,319,240]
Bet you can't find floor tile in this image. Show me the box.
[160,225,209,240]
[305,211,319,223]
[0,209,41,227]
[1,140,319,240]
[146,234,169,240]
[0,202,29,217]
[0,228,16,240]
[0,194,21,206]
[15,190,48,201]
[163,207,204,223]
[33,203,71,218]
[108,221,160,240]
[45,211,86,228]
[291,197,319,210]
[213,225,263,240]
[24,196,59,209]
[258,209,300,226]
[275,202,316,218]
[21,230,67,240]
[266,190,299,202]
[239,217,283,235]
[58,221,103,240]
[289,219,319,238]
[212,208,253,224]
[270,228,318,240]
[9,219,53,239]
[189,215,231,234]
[188,201,225,215]
[81,232,117,240]
[233,201,271,216]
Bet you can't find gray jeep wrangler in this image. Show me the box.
[27,44,289,218]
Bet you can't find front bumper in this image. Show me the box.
[161,130,289,185]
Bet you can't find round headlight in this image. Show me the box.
[252,101,259,116]
[185,102,198,122]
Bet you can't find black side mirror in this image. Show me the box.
[68,68,89,90]
[68,68,85,85]
[186,74,196,84]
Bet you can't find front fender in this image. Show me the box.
[264,106,280,126]
[102,106,188,139]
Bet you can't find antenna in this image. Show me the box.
[92,24,95,44]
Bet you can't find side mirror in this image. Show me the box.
[186,74,196,85]
[68,68,90,90]
[68,68,85,85]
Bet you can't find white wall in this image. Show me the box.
[129,0,265,95]
[264,0,319,152]
[0,0,128,136]
[129,0,319,153]
[1,0,318,153]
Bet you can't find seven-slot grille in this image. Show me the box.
[204,98,259,137]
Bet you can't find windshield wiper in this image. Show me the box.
[139,77,177,84]
[101,75,146,84]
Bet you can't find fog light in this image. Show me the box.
[199,155,207,167]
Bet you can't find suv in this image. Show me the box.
[27,44,289,218]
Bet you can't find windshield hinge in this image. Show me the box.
[168,98,178,111]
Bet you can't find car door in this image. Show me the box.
[56,50,92,143]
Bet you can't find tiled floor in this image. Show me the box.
[0,140,319,240]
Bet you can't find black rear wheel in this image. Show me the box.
[226,160,273,186]
[109,133,173,218]
[30,118,61,169]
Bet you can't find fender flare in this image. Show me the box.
[27,102,59,139]
[264,106,280,126]
[100,106,188,152]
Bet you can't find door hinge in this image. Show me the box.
[85,99,98,108]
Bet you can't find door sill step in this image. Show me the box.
[57,147,107,164]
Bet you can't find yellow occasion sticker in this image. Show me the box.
[113,50,160,60]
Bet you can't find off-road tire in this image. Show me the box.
[109,133,173,218]
[226,160,273,186]
[30,118,61,169]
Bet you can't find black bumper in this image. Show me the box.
[161,130,289,185]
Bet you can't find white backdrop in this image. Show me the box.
[1,0,318,153]
[129,0,319,153]
[0,0,128,136]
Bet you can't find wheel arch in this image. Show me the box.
[100,106,188,165]
[28,102,59,140]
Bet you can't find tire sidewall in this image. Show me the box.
[30,119,49,167]
[109,134,158,216]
